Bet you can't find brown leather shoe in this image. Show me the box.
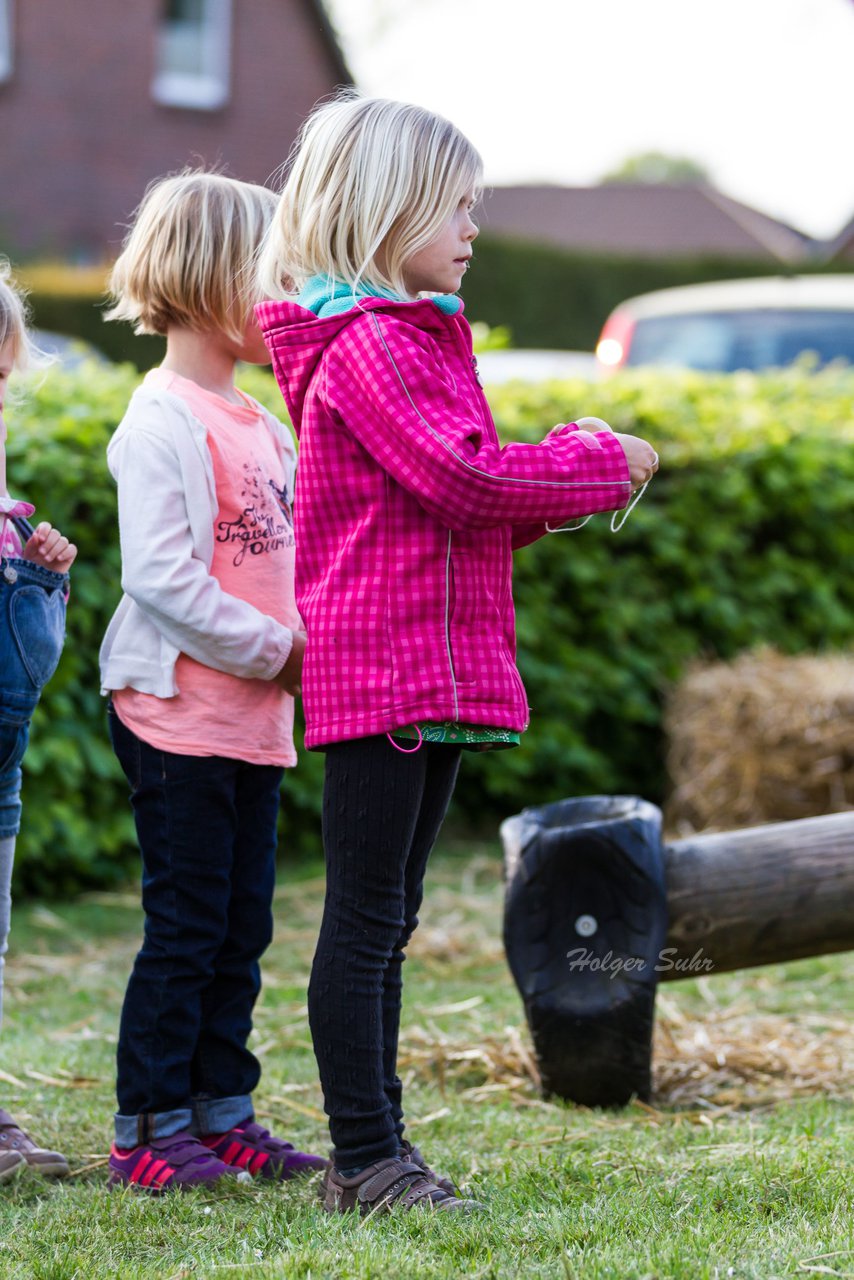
[0,1148,25,1182]
[398,1139,459,1197]
[318,1141,459,1201]
[0,1110,69,1177]
[323,1154,479,1215]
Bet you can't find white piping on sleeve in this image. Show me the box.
[369,313,633,493]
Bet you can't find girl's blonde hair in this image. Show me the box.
[257,94,483,300]
[107,170,277,342]
[0,258,43,372]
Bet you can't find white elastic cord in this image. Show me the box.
[610,450,659,531]
[610,479,649,532]
[545,473,653,534]
[548,431,658,534]
[545,513,595,534]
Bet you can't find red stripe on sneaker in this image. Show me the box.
[128,1151,153,1183]
[249,1151,270,1174]
[222,1140,243,1165]
[235,1148,254,1168]
[140,1158,169,1187]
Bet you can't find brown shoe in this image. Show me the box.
[0,1110,69,1177]
[398,1139,459,1197]
[318,1142,460,1201]
[0,1148,25,1183]
[323,1155,479,1216]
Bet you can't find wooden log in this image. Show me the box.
[661,811,854,980]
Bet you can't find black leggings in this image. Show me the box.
[307,735,461,1169]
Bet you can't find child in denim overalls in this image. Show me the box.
[0,260,77,1182]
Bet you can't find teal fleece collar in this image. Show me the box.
[298,275,462,318]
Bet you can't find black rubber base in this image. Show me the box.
[502,796,667,1106]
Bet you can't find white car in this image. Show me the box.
[596,275,854,373]
[475,348,599,385]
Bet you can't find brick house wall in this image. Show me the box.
[0,0,349,259]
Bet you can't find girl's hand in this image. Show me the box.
[612,433,660,489]
[275,630,306,696]
[21,521,78,572]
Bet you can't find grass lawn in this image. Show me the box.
[0,840,851,1280]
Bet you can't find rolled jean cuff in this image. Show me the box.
[191,1094,253,1136]
[114,1107,193,1148]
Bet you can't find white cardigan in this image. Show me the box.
[99,384,297,698]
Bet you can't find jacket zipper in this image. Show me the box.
[444,530,460,719]
[463,330,527,723]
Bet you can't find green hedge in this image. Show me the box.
[461,238,853,350]
[29,293,165,369]
[6,360,854,894]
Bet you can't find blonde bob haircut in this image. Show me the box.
[257,94,483,300]
[107,171,277,342]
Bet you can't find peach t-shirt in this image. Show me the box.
[113,370,299,766]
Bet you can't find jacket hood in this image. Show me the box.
[255,294,466,434]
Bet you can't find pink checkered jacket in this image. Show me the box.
[257,296,631,749]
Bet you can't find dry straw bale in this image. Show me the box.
[652,996,854,1108]
[664,648,854,835]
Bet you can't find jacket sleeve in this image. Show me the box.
[112,422,293,680]
[321,313,632,531]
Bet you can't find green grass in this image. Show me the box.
[0,842,851,1279]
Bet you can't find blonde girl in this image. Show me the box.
[256,95,658,1215]
[100,172,324,1191]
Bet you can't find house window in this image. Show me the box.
[152,0,232,110]
[0,0,13,82]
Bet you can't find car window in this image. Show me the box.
[626,309,854,372]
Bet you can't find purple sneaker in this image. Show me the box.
[199,1122,326,1181]
[108,1130,252,1192]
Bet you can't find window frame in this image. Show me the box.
[0,0,13,83]
[151,0,232,112]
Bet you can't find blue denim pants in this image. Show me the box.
[108,704,284,1146]
[0,558,68,1026]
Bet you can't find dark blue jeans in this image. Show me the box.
[308,735,461,1169]
[108,704,284,1146]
